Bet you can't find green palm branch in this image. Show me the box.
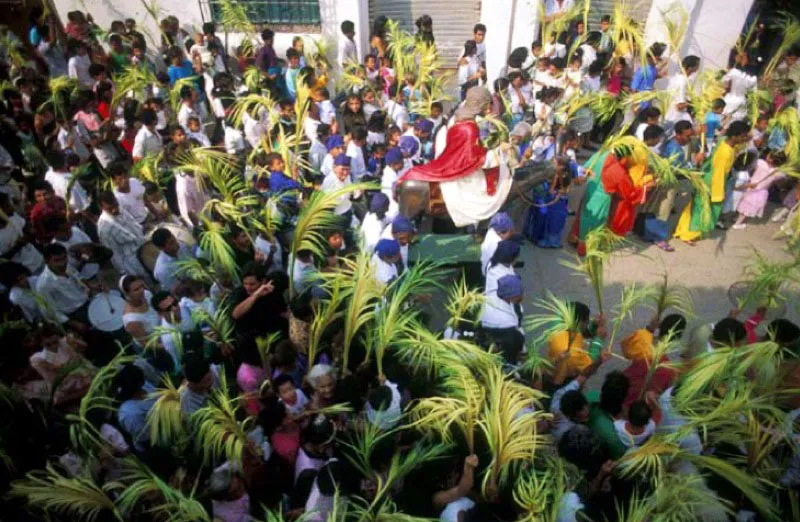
[10,462,123,521]
[737,247,800,311]
[444,277,485,330]
[306,274,346,367]
[688,70,726,150]
[146,377,185,446]
[606,282,657,354]
[478,365,549,498]
[288,181,376,298]
[514,454,578,522]
[368,440,451,511]
[763,14,800,79]
[610,0,649,69]
[190,375,254,468]
[132,151,166,188]
[339,252,381,370]
[649,269,695,321]
[524,291,581,354]
[229,92,276,130]
[746,88,772,129]
[169,76,200,114]
[112,65,158,107]
[174,257,217,286]
[561,226,626,315]
[190,303,236,347]
[767,106,800,164]
[637,329,681,401]
[613,473,733,522]
[47,76,78,122]
[198,217,239,281]
[115,457,210,521]
[339,417,397,477]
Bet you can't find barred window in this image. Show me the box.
[208,0,321,26]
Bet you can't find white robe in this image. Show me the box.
[97,210,147,277]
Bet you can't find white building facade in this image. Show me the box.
[53,0,753,79]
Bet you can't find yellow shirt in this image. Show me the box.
[710,140,735,203]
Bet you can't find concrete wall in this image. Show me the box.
[51,0,368,69]
[481,0,541,88]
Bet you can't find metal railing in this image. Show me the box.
[204,0,321,25]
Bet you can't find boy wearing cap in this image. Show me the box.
[321,154,355,219]
[372,238,401,286]
[380,214,414,271]
[321,135,345,179]
[481,212,515,274]
[403,119,434,163]
[480,273,525,364]
[360,193,391,253]
[381,147,404,218]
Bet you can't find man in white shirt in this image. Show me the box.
[36,243,91,327]
[381,148,404,217]
[0,202,44,274]
[544,0,575,21]
[481,212,514,275]
[132,109,163,162]
[96,191,148,277]
[177,85,203,132]
[174,170,208,228]
[310,123,330,174]
[360,193,391,253]
[473,24,487,63]
[151,290,193,371]
[110,165,149,225]
[151,227,194,291]
[338,20,359,69]
[371,238,400,287]
[670,55,700,102]
[385,86,409,131]
[44,150,91,218]
[320,154,355,217]
[51,216,101,280]
[67,41,93,88]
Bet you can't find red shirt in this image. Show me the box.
[97,101,110,121]
[30,196,68,244]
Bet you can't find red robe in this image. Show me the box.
[602,155,644,237]
[399,120,499,193]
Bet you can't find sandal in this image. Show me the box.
[655,241,675,252]
[682,239,697,247]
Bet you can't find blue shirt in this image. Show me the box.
[285,67,300,101]
[29,26,41,46]
[661,138,690,168]
[631,63,657,92]
[168,60,194,86]
[269,170,302,192]
[118,397,156,451]
[705,112,722,140]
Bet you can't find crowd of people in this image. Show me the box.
[1,1,800,521]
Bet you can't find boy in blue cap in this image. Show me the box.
[372,238,401,286]
[321,134,345,178]
[480,273,525,364]
[381,147,404,217]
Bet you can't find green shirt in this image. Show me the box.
[587,403,627,460]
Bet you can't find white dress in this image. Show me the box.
[722,68,757,120]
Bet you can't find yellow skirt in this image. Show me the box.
[673,202,701,242]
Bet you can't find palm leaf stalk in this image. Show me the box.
[112,65,158,107]
[606,282,656,356]
[637,329,680,400]
[47,76,78,122]
[368,441,451,512]
[561,226,626,315]
[660,2,689,75]
[513,455,577,522]
[10,463,123,521]
[610,0,648,69]
[688,70,726,151]
[306,273,346,367]
[649,269,694,321]
[444,277,485,331]
[737,247,800,312]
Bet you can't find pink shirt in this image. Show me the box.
[607,75,622,96]
[74,111,100,133]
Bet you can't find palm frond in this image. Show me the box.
[445,277,485,330]
[339,252,381,370]
[606,282,657,354]
[764,14,800,79]
[561,226,626,315]
[10,463,123,521]
[649,268,695,321]
[146,377,185,446]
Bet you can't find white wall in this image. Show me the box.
[480,0,514,88]
[644,0,754,72]
[52,0,368,71]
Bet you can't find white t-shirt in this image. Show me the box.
[114,178,148,224]
[440,497,475,522]
[0,213,44,273]
[53,226,99,280]
[614,419,656,449]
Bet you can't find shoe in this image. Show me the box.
[732,223,747,230]
[715,221,727,230]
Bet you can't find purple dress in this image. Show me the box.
[737,159,785,218]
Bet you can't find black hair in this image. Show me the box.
[151,228,174,248]
[588,60,603,75]
[474,23,486,33]
[726,120,749,138]
[643,124,665,142]
[258,396,287,437]
[367,385,392,411]
[341,20,355,34]
[463,40,477,56]
[273,373,294,391]
[352,125,367,141]
[150,290,173,311]
[571,301,591,323]
[641,106,662,121]
[431,101,443,111]
[121,275,143,295]
[560,390,588,419]
[317,460,343,496]
[112,364,145,401]
[767,319,800,348]
[673,120,693,135]
[649,42,667,59]
[628,400,652,427]
[179,85,194,100]
[599,371,629,417]
[712,98,726,111]
[507,71,523,83]
[99,190,117,206]
[711,317,747,346]
[733,151,757,171]
[46,150,66,170]
[507,47,529,69]
[286,48,300,60]
[202,22,216,35]
[272,340,298,368]
[0,261,30,288]
[494,77,509,93]
[183,355,210,383]
[42,242,67,260]
[768,149,788,166]
[660,314,687,338]
[682,55,700,70]
[388,82,401,99]
[88,63,106,78]
[241,261,266,281]
[140,108,157,126]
